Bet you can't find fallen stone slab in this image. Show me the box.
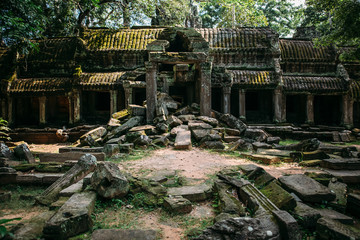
[238,164,259,175]
[321,158,360,170]
[91,162,129,199]
[91,229,158,240]
[278,174,336,203]
[347,193,360,217]
[36,154,97,205]
[43,191,97,240]
[166,115,183,128]
[167,184,212,202]
[80,127,107,142]
[240,153,280,165]
[170,125,188,137]
[290,150,329,162]
[129,125,156,133]
[317,208,354,225]
[106,116,143,140]
[223,136,241,143]
[267,137,281,144]
[316,217,360,240]
[191,129,212,141]
[328,179,347,209]
[257,149,292,158]
[196,116,218,127]
[39,152,105,163]
[260,181,296,211]
[275,138,320,152]
[174,130,192,150]
[252,142,273,151]
[325,169,360,184]
[58,147,104,153]
[10,211,55,240]
[0,142,14,159]
[200,141,225,150]
[164,195,192,214]
[272,210,302,240]
[299,160,323,167]
[215,181,246,216]
[59,179,84,197]
[129,104,146,116]
[244,129,269,142]
[195,216,280,240]
[178,114,195,123]
[214,112,247,134]
[294,202,321,230]
[50,196,69,210]
[14,144,35,163]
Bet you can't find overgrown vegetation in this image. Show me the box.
[0,185,47,210]
[0,218,21,238]
[0,118,11,141]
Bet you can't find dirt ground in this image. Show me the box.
[2,144,311,239]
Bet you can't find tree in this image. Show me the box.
[260,0,304,37]
[303,0,360,59]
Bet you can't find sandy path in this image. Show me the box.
[122,147,307,179]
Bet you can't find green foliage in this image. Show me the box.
[0,118,11,141]
[0,218,21,238]
[303,0,360,59]
[0,185,47,210]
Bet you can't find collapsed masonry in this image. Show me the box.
[1,27,360,130]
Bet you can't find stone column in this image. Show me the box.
[239,89,246,120]
[68,94,74,124]
[146,61,158,123]
[123,87,133,109]
[110,90,118,115]
[222,86,231,114]
[306,95,314,124]
[39,96,47,125]
[281,94,287,123]
[199,62,212,117]
[342,94,353,128]
[273,88,283,123]
[8,97,13,125]
[1,99,6,119]
[349,99,354,128]
[73,91,81,123]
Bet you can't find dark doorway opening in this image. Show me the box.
[211,88,222,112]
[314,95,341,125]
[82,91,110,124]
[230,88,239,117]
[246,90,273,123]
[133,88,146,106]
[286,95,306,124]
[47,96,69,125]
[14,97,39,126]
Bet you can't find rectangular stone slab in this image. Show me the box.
[59,147,104,153]
[174,130,192,150]
[321,158,360,170]
[257,149,292,157]
[43,191,96,240]
[279,174,335,203]
[317,208,354,225]
[167,184,212,202]
[240,153,280,165]
[39,152,105,163]
[59,180,84,197]
[316,217,360,240]
[325,170,360,184]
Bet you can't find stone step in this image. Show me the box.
[257,149,292,158]
[16,173,63,185]
[39,152,105,163]
[167,184,212,202]
[174,130,192,150]
[321,158,360,170]
[240,153,280,165]
[317,208,354,225]
[43,191,97,240]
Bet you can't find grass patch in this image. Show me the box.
[0,185,47,210]
[159,211,213,239]
[278,139,300,146]
[110,147,157,163]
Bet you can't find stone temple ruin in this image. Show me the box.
[0,26,360,132]
[2,26,360,240]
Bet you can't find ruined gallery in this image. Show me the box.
[1,26,359,128]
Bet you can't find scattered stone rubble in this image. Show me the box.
[2,93,360,239]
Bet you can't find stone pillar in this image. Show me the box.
[342,95,353,128]
[73,91,81,123]
[281,94,287,123]
[39,96,47,125]
[1,99,6,119]
[306,95,314,124]
[222,86,231,114]
[110,90,118,115]
[273,88,283,123]
[239,89,246,120]
[146,61,158,123]
[199,62,212,117]
[68,94,74,124]
[349,99,354,127]
[8,97,13,125]
[124,87,133,108]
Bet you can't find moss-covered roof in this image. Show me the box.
[81,28,164,51]
[80,72,126,90]
[230,70,274,86]
[8,78,72,94]
[280,39,336,62]
[197,28,276,50]
[283,76,346,93]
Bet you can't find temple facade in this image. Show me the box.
[0,26,359,127]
